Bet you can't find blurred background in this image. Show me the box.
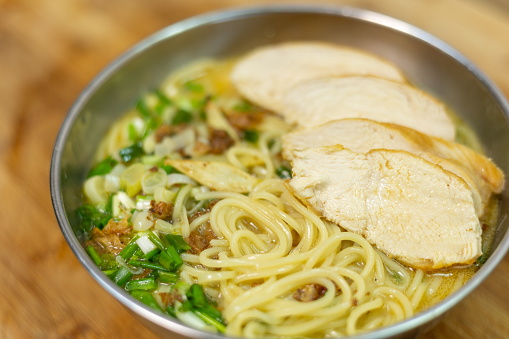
[1,0,509,337]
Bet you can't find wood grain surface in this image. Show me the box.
[1,0,509,338]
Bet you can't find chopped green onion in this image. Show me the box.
[85,245,103,266]
[233,99,254,112]
[184,80,204,93]
[103,269,117,277]
[142,155,164,166]
[180,289,227,333]
[158,271,179,284]
[118,235,141,260]
[165,234,191,253]
[179,300,194,313]
[142,118,160,139]
[171,109,193,125]
[158,245,184,272]
[112,266,133,286]
[476,252,490,266]
[198,107,207,121]
[128,260,167,271]
[159,164,177,174]
[119,142,145,163]
[125,277,157,291]
[276,165,292,179]
[136,235,158,254]
[87,156,118,178]
[147,230,165,250]
[242,130,259,143]
[190,97,208,111]
[166,305,177,317]
[76,204,112,232]
[130,290,163,312]
[143,248,161,260]
[128,123,139,142]
[136,98,152,119]
[155,90,171,106]
[154,90,172,115]
[186,284,208,308]
[193,307,226,333]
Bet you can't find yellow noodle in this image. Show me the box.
[90,58,485,338]
[346,297,385,335]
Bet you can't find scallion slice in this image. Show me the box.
[125,277,157,291]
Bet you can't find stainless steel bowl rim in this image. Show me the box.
[50,4,509,339]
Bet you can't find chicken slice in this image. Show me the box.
[288,146,482,270]
[165,160,259,193]
[279,76,455,140]
[230,42,405,113]
[282,118,504,216]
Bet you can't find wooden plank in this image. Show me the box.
[1,0,508,338]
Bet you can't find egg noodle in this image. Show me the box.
[83,59,482,338]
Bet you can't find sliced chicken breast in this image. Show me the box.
[230,42,405,113]
[288,146,482,270]
[282,118,505,216]
[279,76,455,140]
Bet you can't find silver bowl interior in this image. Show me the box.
[50,5,509,339]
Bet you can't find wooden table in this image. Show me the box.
[2,0,509,337]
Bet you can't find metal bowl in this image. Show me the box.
[50,5,509,339]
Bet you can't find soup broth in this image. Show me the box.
[78,56,499,338]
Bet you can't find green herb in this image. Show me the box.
[136,98,152,118]
[191,97,209,111]
[475,252,490,266]
[125,277,157,291]
[119,142,144,163]
[136,93,169,138]
[158,271,179,284]
[233,99,255,112]
[159,164,177,174]
[128,123,139,142]
[118,235,140,260]
[165,234,191,253]
[276,165,292,179]
[193,307,226,332]
[142,248,161,260]
[147,230,165,250]
[198,109,207,121]
[103,269,118,277]
[155,90,171,105]
[85,245,103,266]
[143,117,161,140]
[158,246,184,272]
[112,266,133,286]
[186,284,208,307]
[166,305,177,317]
[154,90,172,115]
[184,80,204,93]
[101,254,119,270]
[130,290,163,312]
[171,109,193,125]
[76,204,112,232]
[390,271,403,285]
[128,260,168,271]
[87,156,118,178]
[242,130,259,143]
[184,284,226,332]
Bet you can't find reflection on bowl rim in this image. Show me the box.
[50,4,509,339]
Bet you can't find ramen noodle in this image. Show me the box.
[78,51,500,338]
